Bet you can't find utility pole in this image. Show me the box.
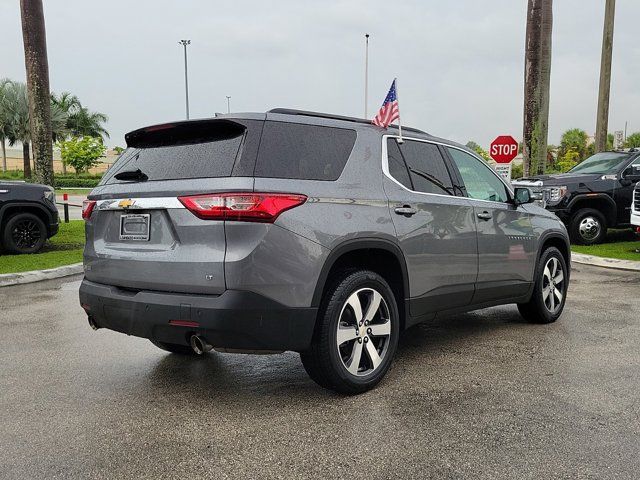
[178,39,191,119]
[595,0,616,153]
[226,96,231,114]
[20,0,53,185]
[522,0,553,177]
[364,34,369,118]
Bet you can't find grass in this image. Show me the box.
[0,220,85,274]
[55,188,92,197]
[572,229,640,261]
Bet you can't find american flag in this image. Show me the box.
[372,79,399,128]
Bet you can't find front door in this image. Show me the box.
[382,137,478,322]
[444,147,536,304]
[613,157,640,224]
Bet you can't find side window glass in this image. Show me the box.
[386,139,412,189]
[398,140,454,195]
[447,148,509,202]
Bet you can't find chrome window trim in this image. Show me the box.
[96,197,185,211]
[381,134,514,206]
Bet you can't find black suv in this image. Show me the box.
[513,149,640,244]
[0,181,59,254]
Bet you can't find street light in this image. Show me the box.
[226,96,231,114]
[178,39,191,119]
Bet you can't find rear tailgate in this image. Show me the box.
[83,117,262,294]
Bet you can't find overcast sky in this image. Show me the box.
[1,0,638,148]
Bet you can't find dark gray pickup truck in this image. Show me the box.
[0,181,59,254]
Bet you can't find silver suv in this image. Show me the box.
[79,109,570,394]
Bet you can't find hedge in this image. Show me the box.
[54,177,101,188]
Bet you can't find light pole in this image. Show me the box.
[178,39,191,119]
[364,34,369,118]
[226,96,231,114]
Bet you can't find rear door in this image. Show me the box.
[444,147,536,303]
[84,118,263,294]
[382,136,478,320]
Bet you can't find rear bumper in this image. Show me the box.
[79,279,317,352]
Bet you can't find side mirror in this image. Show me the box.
[622,165,640,183]
[513,187,535,205]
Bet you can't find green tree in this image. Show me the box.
[558,128,589,161]
[5,82,33,177]
[112,146,125,155]
[58,136,106,175]
[556,148,580,172]
[51,91,109,141]
[465,141,491,162]
[624,132,640,149]
[0,78,13,172]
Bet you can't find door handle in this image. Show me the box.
[394,205,417,216]
[477,211,492,221]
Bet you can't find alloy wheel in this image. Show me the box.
[542,257,565,313]
[336,288,392,377]
[11,219,41,249]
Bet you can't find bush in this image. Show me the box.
[54,177,100,188]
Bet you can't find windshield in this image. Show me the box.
[568,152,630,174]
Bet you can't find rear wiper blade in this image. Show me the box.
[114,169,148,182]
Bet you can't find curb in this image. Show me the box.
[0,263,83,288]
[571,252,640,272]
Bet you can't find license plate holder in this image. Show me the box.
[119,213,150,241]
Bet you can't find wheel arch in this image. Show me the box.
[0,202,54,236]
[311,238,410,330]
[537,232,571,275]
[567,194,617,226]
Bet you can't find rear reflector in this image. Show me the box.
[82,200,96,220]
[169,320,200,328]
[178,192,307,222]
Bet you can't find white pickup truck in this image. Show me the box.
[632,184,640,232]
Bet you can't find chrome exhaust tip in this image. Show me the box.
[189,335,213,355]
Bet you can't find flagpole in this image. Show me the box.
[364,34,369,118]
[395,77,403,143]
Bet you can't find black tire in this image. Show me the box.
[569,208,607,245]
[518,246,568,324]
[150,340,198,355]
[2,212,47,254]
[300,270,400,394]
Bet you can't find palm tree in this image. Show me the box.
[20,0,54,185]
[5,82,32,177]
[2,81,68,178]
[68,107,109,140]
[0,78,13,172]
[522,0,553,176]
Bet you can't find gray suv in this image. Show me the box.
[79,109,570,394]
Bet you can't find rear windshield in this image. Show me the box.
[255,121,356,180]
[102,120,245,184]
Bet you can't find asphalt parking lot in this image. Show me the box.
[0,264,638,479]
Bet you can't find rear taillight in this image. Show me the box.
[82,200,96,220]
[178,193,307,222]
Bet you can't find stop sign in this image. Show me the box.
[490,135,519,163]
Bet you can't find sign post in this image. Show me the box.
[489,135,519,181]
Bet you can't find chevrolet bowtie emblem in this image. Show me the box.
[118,199,135,209]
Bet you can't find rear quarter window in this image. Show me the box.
[255,122,356,181]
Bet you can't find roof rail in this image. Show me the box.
[267,108,427,135]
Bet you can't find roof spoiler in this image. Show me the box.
[125,119,246,148]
